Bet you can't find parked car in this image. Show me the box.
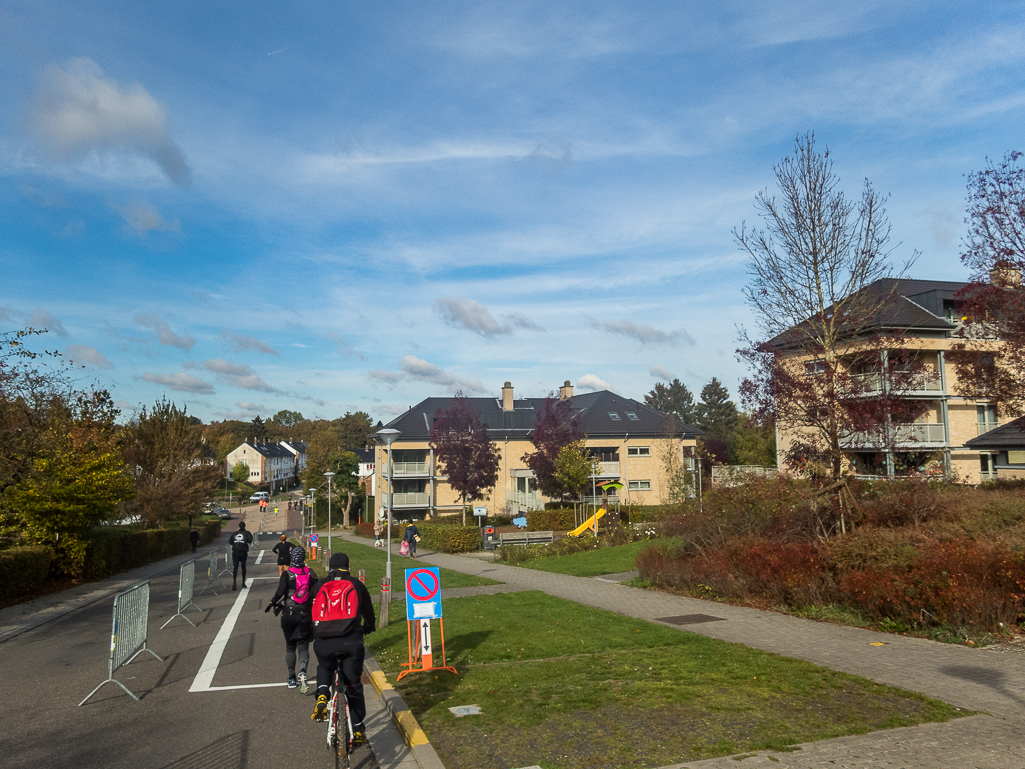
[249,492,269,502]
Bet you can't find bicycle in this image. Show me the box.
[325,665,354,769]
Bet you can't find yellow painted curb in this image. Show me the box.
[395,709,430,746]
[370,669,393,692]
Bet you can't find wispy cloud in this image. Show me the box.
[109,198,181,238]
[436,297,510,337]
[142,372,214,394]
[649,365,676,381]
[133,314,195,349]
[30,309,68,338]
[223,330,279,356]
[370,356,486,394]
[200,358,279,392]
[27,57,191,187]
[577,374,616,394]
[590,318,695,346]
[65,344,113,369]
[326,332,365,359]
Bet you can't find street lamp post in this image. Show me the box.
[324,472,335,557]
[372,428,401,619]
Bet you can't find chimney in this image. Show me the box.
[559,380,574,400]
[502,381,514,411]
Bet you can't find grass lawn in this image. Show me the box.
[508,539,661,577]
[304,538,501,595]
[367,591,965,769]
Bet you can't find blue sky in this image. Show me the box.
[2,1,1023,423]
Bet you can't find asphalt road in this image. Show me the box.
[0,536,384,769]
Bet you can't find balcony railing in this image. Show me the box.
[392,461,429,476]
[593,461,620,477]
[506,490,542,509]
[843,423,946,448]
[391,492,430,506]
[977,422,999,436]
[850,372,942,393]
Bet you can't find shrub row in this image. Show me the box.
[417,524,482,553]
[0,546,55,601]
[526,507,577,531]
[81,522,220,581]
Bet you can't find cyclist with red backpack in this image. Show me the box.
[266,545,319,691]
[310,552,376,747]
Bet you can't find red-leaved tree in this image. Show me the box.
[429,395,500,525]
[522,394,581,500]
[950,151,1025,425]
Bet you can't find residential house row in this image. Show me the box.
[225,440,308,491]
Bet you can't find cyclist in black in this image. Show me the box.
[230,521,253,590]
[310,552,376,747]
[266,545,318,691]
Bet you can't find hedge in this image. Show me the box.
[417,524,482,553]
[526,507,577,531]
[81,521,220,581]
[0,546,54,601]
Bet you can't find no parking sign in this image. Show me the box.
[405,567,442,621]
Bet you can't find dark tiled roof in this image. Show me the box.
[965,421,1025,449]
[768,277,967,348]
[382,391,702,442]
[280,440,308,454]
[247,441,294,458]
[353,448,375,463]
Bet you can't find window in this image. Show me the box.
[608,411,620,420]
[626,411,639,421]
[627,446,650,457]
[628,480,651,491]
[804,360,826,375]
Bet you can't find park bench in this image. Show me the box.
[498,530,555,547]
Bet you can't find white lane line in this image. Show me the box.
[255,549,265,564]
[189,577,285,692]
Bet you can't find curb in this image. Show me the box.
[364,654,447,769]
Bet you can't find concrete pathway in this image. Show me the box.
[332,531,1025,769]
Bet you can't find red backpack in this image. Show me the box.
[312,577,360,638]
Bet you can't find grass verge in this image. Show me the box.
[304,538,501,595]
[507,539,660,577]
[367,591,965,769]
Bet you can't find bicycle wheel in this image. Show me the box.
[334,699,350,769]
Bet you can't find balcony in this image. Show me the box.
[392,461,429,476]
[391,492,430,507]
[843,423,946,449]
[593,461,620,477]
[851,372,942,395]
[506,489,542,510]
[977,422,999,436]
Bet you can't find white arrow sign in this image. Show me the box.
[419,618,433,669]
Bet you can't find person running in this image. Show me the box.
[266,546,318,691]
[230,521,253,591]
[272,534,291,576]
[403,521,420,558]
[310,552,376,748]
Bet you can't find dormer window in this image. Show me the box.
[608,412,620,420]
[626,411,639,421]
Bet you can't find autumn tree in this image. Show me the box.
[950,151,1025,424]
[522,394,581,500]
[302,431,363,528]
[336,411,375,449]
[645,378,698,425]
[231,461,250,484]
[553,440,598,500]
[121,398,222,527]
[735,134,922,531]
[429,395,500,525]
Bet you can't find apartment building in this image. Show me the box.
[372,381,701,519]
[225,440,306,491]
[773,278,1012,483]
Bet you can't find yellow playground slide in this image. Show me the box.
[568,508,606,537]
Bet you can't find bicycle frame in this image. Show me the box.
[326,668,353,768]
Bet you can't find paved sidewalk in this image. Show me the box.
[334,531,1025,768]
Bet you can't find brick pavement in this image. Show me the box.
[333,531,1025,769]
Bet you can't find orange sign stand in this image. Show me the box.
[397,618,457,681]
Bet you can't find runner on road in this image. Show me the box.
[272,534,291,576]
[230,521,253,591]
[266,545,318,691]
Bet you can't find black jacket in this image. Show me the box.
[312,570,376,640]
[271,567,319,615]
[403,524,420,543]
[230,529,253,556]
[272,540,291,565]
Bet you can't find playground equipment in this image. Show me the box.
[568,507,606,537]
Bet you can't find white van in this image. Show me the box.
[249,492,269,502]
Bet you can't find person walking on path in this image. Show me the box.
[310,552,376,748]
[373,514,384,547]
[189,528,199,553]
[403,521,420,558]
[230,521,253,591]
[272,534,291,576]
[266,546,318,691]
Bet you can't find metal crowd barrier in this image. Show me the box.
[80,582,164,705]
[160,560,202,629]
[216,546,232,578]
[198,548,227,596]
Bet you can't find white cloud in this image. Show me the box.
[326,332,365,359]
[436,297,511,337]
[133,314,194,349]
[400,356,487,394]
[201,358,279,392]
[142,372,214,394]
[506,312,546,333]
[591,318,695,346]
[110,199,181,238]
[577,374,616,393]
[649,365,676,381]
[30,309,68,338]
[28,57,191,186]
[223,331,279,355]
[64,344,113,369]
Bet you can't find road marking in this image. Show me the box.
[255,550,265,564]
[189,577,286,692]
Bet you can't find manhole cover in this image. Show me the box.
[449,704,482,717]
[656,614,726,625]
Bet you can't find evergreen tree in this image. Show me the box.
[696,378,741,445]
[250,415,267,441]
[644,378,698,425]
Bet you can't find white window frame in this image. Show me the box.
[627,446,650,457]
[628,479,651,491]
